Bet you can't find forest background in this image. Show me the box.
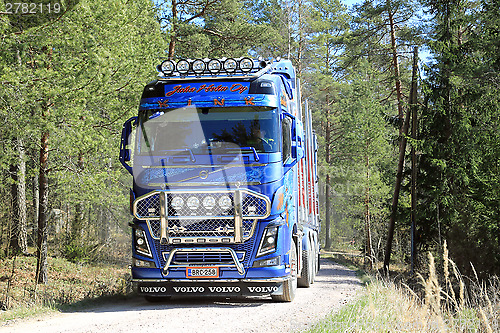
[0,0,499,287]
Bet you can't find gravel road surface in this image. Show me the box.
[0,259,361,333]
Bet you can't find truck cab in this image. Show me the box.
[120,57,319,301]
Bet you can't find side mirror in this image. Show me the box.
[283,112,304,171]
[119,116,137,174]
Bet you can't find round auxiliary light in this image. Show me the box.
[239,58,254,73]
[207,59,222,74]
[202,196,216,210]
[218,195,232,210]
[171,196,184,210]
[223,58,237,73]
[160,60,175,75]
[186,196,200,210]
[176,59,190,75]
[192,59,205,75]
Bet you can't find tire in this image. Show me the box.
[272,241,297,302]
[297,249,313,288]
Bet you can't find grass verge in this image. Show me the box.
[310,244,499,332]
[0,255,131,324]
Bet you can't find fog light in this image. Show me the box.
[218,195,231,210]
[187,196,200,210]
[202,196,216,210]
[171,196,184,210]
[253,256,281,268]
[133,258,157,268]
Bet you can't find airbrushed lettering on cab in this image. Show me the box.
[165,83,248,97]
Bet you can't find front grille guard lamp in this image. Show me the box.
[253,256,281,268]
[133,228,153,258]
[256,224,279,257]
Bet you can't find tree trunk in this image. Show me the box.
[364,144,373,270]
[36,131,49,284]
[9,138,28,255]
[167,0,178,59]
[324,174,332,250]
[410,46,418,274]
[32,169,39,246]
[387,3,404,125]
[383,92,412,274]
[324,101,332,250]
[71,153,85,243]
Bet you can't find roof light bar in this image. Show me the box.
[157,57,271,77]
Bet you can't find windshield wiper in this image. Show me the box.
[207,146,260,162]
[239,147,259,161]
[159,148,196,163]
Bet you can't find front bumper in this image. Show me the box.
[133,277,290,297]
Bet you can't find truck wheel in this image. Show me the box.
[272,241,297,302]
[298,249,313,288]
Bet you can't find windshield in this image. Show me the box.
[136,106,280,155]
[132,106,281,189]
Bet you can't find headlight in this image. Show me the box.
[160,60,175,75]
[257,225,279,257]
[176,59,190,74]
[192,59,205,74]
[171,196,184,210]
[187,196,200,210]
[239,58,253,73]
[202,196,216,210]
[134,228,152,258]
[207,59,221,74]
[218,195,232,210]
[224,58,237,73]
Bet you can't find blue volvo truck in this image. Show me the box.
[119,57,320,302]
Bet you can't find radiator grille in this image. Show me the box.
[155,231,257,268]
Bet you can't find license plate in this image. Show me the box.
[186,267,219,278]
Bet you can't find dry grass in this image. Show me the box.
[308,242,499,332]
[0,255,131,322]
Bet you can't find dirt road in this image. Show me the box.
[0,259,361,333]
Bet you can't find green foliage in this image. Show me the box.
[418,0,500,276]
[0,0,167,259]
[63,242,92,263]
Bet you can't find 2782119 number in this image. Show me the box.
[4,2,61,14]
